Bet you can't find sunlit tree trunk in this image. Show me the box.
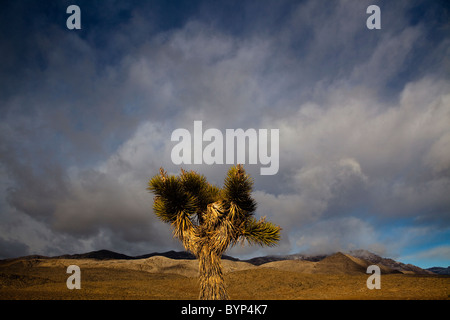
[198,247,228,300]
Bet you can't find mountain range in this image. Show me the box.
[5,248,444,275]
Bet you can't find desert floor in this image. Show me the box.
[0,257,449,300]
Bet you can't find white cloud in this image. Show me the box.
[294,217,382,255]
[410,246,450,261]
[400,245,450,268]
[424,132,450,174]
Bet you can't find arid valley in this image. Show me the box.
[1,250,448,300]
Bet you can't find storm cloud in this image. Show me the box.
[0,0,449,267]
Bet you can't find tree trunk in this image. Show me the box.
[198,247,228,300]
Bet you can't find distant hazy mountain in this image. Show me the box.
[48,249,239,262]
[56,249,133,260]
[426,266,450,275]
[243,253,327,266]
[348,249,433,275]
[238,249,434,274]
[2,248,440,275]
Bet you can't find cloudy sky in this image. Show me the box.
[1,0,449,268]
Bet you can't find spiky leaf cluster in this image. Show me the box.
[147,164,281,300]
[148,165,280,249]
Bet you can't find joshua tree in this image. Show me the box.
[147,164,281,300]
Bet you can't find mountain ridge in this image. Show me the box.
[0,248,437,275]
[426,266,450,275]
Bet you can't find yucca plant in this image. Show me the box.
[147,164,281,300]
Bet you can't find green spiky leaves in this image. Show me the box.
[223,164,257,216]
[243,217,281,247]
[148,172,195,223]
[147,164,281,251]
[147,165,281,300]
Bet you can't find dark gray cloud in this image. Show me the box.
[0,0,449,266]
[0,237,29,260]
